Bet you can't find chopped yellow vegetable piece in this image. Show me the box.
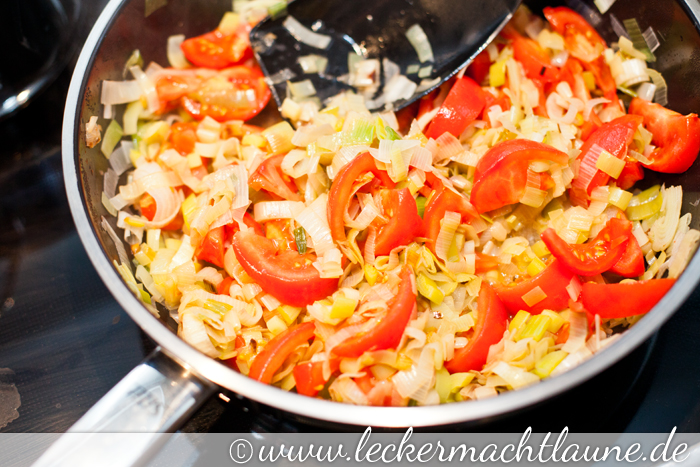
[527,257,547,277]
[417,274,445,305]
[532,240,550,258]
[533,350,568,378]
[509,310,531,333]
[540,310,565,333]
[364,264,379,286]
[330,297,358,320]
[518,315,552,341]
[490,60,507,88]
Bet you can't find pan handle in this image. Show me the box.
[31,347,216,467]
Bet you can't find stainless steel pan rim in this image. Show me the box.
[63,0,700,428]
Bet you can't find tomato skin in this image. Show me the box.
[569,115,643,205]
[249,154,301,201]
[139,193,184,231]
[181,66,271,122]
[495,259,576,315]
[470,139,569,213]
[466,50,491,85]
[616,159,644,190]
[181,25,253,69]
[541,218,632,276]
[581,279,676,319]
[217,276,234,295]
[196,226,226,268]
[231,229,339,307]
[425,77,487,139]
[249,322,316,384]
[328,152,395,242]
[629,98,700,173]
[374,189,423,256]
[610,235,645,278]
[422,178,478,255]
[293,359,340,397]
[445,283,509,373]
[333,266,416,358]
[509,31,560,84]
[544,7,605,63]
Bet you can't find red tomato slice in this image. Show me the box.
[470,139,568,213]
[616,158,645,190]
[445,283,509,373]
[265,219,298,252]
[543,7,606,63]
[629,98,700,173]
[569,115,643,205]
[475,252,499,273]
[217,276,234,295]
[155,73,203,112]
[195,226,226,268]
[293,359,340,397]
[610,234,645,278]
[559,57,591,102]
[582,57,619,104]
[168,121,198,156]
[231,229,339,307]
[466,49,491,85]
[374,188,423,256]
[249,154,301,201]
[422,174,478,255]
[181,66,271,122]
[505,28,560,83]
[333,266,416,358]
[541,218,632,276]
[581,279,676,319]
[139,193,184,231]
[495,258,576,314]
[181,24,253,69]
[248,322,316,384]
[425,77,487,139]
[328,152,395,242]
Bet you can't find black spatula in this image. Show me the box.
[250,0,521,113]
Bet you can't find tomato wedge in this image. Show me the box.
[424,77,486,139]
[610,234,645,278]
[249,154,301,201]
[543,7,605,63]
[422,176,478,255]
[466,49,491,85]
[249,322,316,384]
[196,226,226,268]
[502,27,559,83]
[617,158,645,190]
[628,98,700,173]
[168,122,197,156]
[217,276,234,295]
[581,279,676,319]
[445,283,509,373]
[470,139,569,213]
[139,193,184,231]
[333,266,416,358]
[569,115,643,205]
[181,66,270,122]
[541,218,632,276]
[293,358,340,397]
[224,212,265,240]
[328,152,395,242]
[231,229,339,307]
[374,188,423,256]
[181,24,253,69]
[495,258,576,314]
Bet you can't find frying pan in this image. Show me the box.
[44,0,700,460]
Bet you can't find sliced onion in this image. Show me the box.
[583,97,610,121]
[167,34,190,69]
[571,144,604,193]
[566,275,583,301]
[195,267,224,287]
[101,80,142,106]
[253,201,305,222]
[435,211,461,261]
[405,24,434,63]
[551,50,570,68]
[364,227,377,265]
[383,74,418,105]
[296,193,334,255]
[129,65,160,114]
[180,314,219,358]
[291,123,334,147]
[562,312,588,353]
[110,141,134,176]
[103,168,119,199]
[144,187,181,229]
[637,82,657,102]
[434,132,464,162]
[283,16,331,49]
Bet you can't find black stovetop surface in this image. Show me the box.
[1,0,700,435]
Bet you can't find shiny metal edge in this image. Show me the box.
[62,0,700,428]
